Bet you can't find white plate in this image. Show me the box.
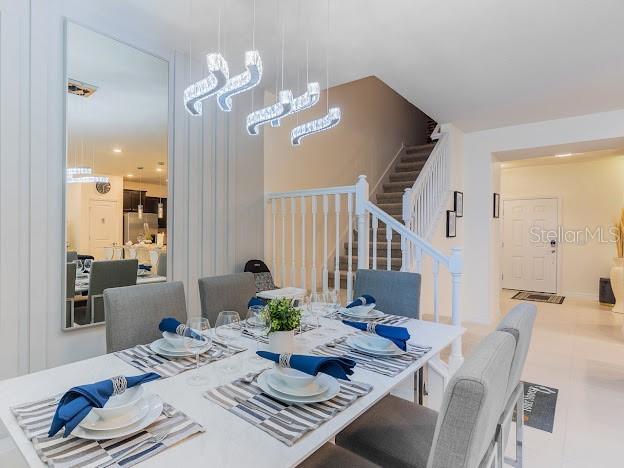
[340,307,385,320]
[346,336,407,356]
[150,338,198,358]
[257,370,340,404]
[267,372,328,397]
[79,398,150,431]
[91,386,144,421]
[161,331,187,350]
[256,287,307,300]
[137,269,150,277]
[71,394,163,440]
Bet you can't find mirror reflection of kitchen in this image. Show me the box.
[64,22,169,330]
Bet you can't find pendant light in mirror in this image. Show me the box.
[137,166,144,219]
[157,162,165,219]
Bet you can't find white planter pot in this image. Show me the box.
[611,258,624,314]
[268,330,295,354]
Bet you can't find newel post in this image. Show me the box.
[449,246,464,372]
[355,175,369,270]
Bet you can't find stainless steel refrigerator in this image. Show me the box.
[124,212,158,244]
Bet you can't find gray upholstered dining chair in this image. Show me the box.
[103,281,188,353]
[83,259,138,325]
[327,331,516,468]
[354,268,425,402]
[298,442,382,468]
[494,302,537,468]
[65,262,77,329]
[66,251,78,263]
[197,272,257,325]
[156,252,167,277]
[354,269,422,319]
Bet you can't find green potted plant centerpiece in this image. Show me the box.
[264,298,302,353]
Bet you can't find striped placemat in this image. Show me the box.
[115,341,246,378]
[241,322,316,343]
[204,374,372,446]
[325,311,411,326]
[11,397,204,467]
[312,335,431,377]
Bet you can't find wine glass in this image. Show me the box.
[182,317,212,386]
[83,259,93,272]
[74,259,84,274]
[306,293,325,336]
[215,311,243,371]
[324,289,341,331]
[244,306,269,362]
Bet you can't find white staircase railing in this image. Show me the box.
[403,125,451,240]
[265,174,464,372]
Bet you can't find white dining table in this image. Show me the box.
[75,274,167,293]
[0,317,464,468]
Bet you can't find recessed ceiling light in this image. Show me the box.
[555,153,573,158]
[126,174,134,178]
[113,148,122,154]
[156,168,162,172]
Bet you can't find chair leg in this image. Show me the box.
[418,367,424,405]
[503,389,524,468]
[495,424,503,468]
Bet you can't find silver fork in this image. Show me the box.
[99,429,170,468]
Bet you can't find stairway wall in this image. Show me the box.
[264,76,431,288]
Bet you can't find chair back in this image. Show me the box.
[156,252,167,277]
[427,331,515,468]
[87,259,138,324]
[67,251,78,263]
[198,272,256,325]
[354,269,422,318]
[495,302,537,401]
[66,263,76,299]
[104,281,187,353]
[244,259,276,292]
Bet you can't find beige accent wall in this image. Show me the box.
[263,76,430,289]
[501,154,624,298]
[264,76,429,193]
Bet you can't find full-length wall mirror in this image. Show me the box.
[64,22,169,330]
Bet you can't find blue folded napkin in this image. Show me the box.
[343,320,411,351]
[158,317,203,340]
[346,294,376,308]
[257,351,356,381]
[248,297,267,308]
[49,373,160,437]
[139,264,152,271]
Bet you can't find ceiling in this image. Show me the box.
[67,22,169,185]
[500,148,624,169]
[111,0,624,132]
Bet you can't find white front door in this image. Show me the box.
[89,200,120,260]
[502,198,558,293]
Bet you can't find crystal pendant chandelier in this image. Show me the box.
[157,162,165,219]
[271,81,320,127]
[291,107,341,145]
[183,53,229,116]
[247,89,294,135]
[217,50,263,112]
[137,167,144,219]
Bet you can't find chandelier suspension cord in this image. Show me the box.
[251,0,256,111]
[326,0,330,113]
[280,2,285,91]
[274,0,279,97]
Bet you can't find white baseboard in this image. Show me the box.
[560,291,599,301]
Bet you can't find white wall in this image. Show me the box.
[0,0,264,377]
[501,155,624,298]
[123,181,167,198]
[460,109,624,323]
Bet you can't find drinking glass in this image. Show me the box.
[324,289,341,331]
[74,259,84,274]
[83,259,93,272]
[215,311,243,371]
[306,293,325,336]
[182,317,212,386]
[244,306,269,362]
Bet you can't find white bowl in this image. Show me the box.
[91,386,144,421]
[274,367,316,390]
[344,304,376,316]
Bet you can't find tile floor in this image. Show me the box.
[1,290,622,467]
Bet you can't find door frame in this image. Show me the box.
[501,196,562,294]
